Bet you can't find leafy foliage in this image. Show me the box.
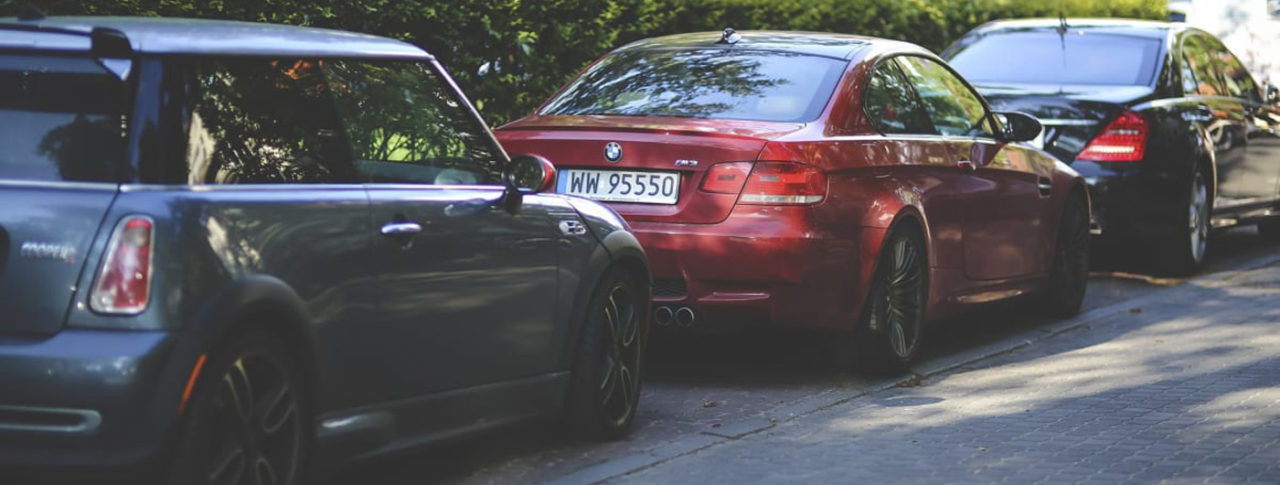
[22,0,1166,125]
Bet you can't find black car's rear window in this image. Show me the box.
[539,49,847,122]
[0,55,130,182]
[946,31,1163,86]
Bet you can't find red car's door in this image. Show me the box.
[896,55,1048,280]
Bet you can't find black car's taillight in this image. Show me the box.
[1076,111,1148,162]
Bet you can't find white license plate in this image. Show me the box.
[556,169,680,204]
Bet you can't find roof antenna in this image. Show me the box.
[16,3,47,21]
[718,27,741,45]
[1056,0,1069,36]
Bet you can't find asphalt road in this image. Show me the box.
[332,227,1280,485]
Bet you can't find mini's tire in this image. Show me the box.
[563,268,648,440]
[1039,190,1090,318]
[168,331,310,485]
[853,224,928,374]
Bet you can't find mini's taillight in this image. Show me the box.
[1077,111,1148,162]
[90,215,154,315]
[738,162,827,205]
[700,162,754,194]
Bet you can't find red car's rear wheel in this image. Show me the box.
[855,224,928,374]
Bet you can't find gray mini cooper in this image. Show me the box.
[0,16,650,483]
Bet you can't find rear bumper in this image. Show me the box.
[630,205,881,331]
[1075,161,1184,241]
[0,329,181,473]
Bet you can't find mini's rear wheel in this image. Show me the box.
[853,224,928,374]
[1039,191,1090,318]
[169,332,309,485]
[563,268,648,439]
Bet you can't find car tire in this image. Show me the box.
[563,268,648,440]
[853,224,928,374]
[1258,218,1280,243]
[1158,170,1210,276]
[168,331,310,485]
[1039,191,1090,318]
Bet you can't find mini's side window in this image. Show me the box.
[863,59,934,135]
[181,58,504,185]
[895,56,995,138]
[326,60,505,185]
[183,58,360,184]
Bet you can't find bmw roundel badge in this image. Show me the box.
[604,142,623,163]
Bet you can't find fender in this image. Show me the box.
[556,229,650,372]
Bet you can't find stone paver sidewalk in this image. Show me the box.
[615,263,1280,484]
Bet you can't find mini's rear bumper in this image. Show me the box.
[0,329,182,473]
[630,205,882,331]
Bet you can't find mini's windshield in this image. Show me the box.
[540,49,847,122]
[946,31,1163,86]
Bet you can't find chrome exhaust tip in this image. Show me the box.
[654,306,674,326]
[674,307,696,328]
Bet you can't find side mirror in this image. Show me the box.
[994,111,1044,143]
[505,154,557,193]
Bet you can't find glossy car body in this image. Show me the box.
[498,31,1089,334]
[0,17,648,478]
[944,19,1280,273]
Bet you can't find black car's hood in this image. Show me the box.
[975,83,1155,163]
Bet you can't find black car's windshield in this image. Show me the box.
[946,31,1163,86]
[0,55,130,182]
[540,49,847,122]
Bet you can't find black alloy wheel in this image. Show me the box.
[855,224,928,374]
[564,269,647,439]
[1041,191,1090,318]
[170,333,308,485]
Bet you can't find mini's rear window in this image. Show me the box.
[0,55,129,182]
[946,31,1163,86]
[540,49,847,123]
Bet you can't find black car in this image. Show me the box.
[944,19,1280,274]
[0,16,650,483]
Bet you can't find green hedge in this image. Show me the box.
[23,0,1166,125]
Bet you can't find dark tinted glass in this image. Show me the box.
[0,55,129,182]
[540,49,847,122]
[1182,36,1227,96]
[896,57,994,137]
[1207,39,1259,101]
[947,32,1162,86]
[864,61,934,135]
[183,59,502,185]
[326,61,504,185]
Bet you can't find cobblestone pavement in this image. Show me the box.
[615,262,1280,484]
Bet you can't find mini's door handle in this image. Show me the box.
[957,160,977,172]
[380,222,422,237]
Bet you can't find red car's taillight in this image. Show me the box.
[739,162,827,205]
[1077,111,1148,162]
[700,162,754,194]
[90,215,154,315]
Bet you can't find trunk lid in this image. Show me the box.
[498,115,804,224]
[0,185,118,336]
[977,83,1154,163]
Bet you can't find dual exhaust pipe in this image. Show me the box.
[653,305,696,328]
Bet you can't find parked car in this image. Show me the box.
[0,16,650,483]
[943,19,1280,275]
[497,30,1090,370]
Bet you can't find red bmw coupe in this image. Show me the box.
[497,30,1090,369]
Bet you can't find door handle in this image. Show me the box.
[380,222,422,237]
[957,160,977,172]
[1038,177,1053,197]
